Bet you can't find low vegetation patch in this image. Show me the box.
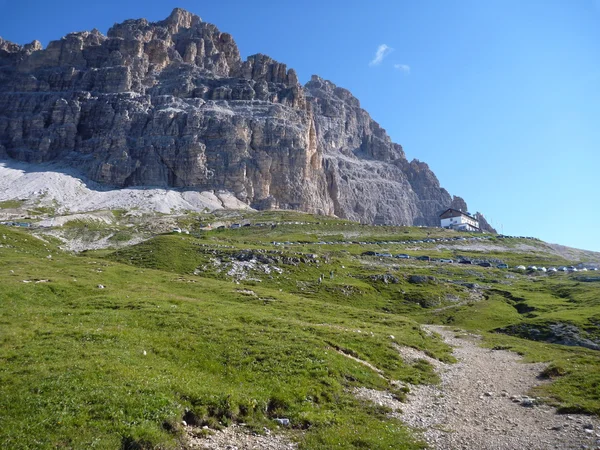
[1,212,599,448]
[0,199,25,209]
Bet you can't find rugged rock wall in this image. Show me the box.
[0,8,491,227]
[475,213,496,233]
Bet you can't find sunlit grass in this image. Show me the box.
[1,215,599,449]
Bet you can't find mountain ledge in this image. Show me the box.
[0,8,494,230]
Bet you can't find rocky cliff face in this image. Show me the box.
[0,8,492,228]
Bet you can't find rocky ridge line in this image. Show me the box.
[0,8,494,229]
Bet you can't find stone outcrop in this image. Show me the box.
[498,322,600,351]
[475,213,496,233]
[0,8,492,226]
[450,196,469,213]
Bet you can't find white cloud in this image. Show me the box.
[369,44,393,66]
[394,64,411,74]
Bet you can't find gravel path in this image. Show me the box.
[397,326,600,450]
[186,424,297,450]
[186,326,600,449]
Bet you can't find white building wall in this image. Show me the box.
[441,217,455,228]
[441,214,479,230]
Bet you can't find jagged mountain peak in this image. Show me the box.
[305,75,361,109]
[162,7,202,28]
[0,9,495,230]
[106,7,203,39]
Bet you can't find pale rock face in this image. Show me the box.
[0,8,491,227]
[450,196,469,213]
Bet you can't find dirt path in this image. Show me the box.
[398,326,600,449]
[186,326,600,449]
[187,424,297,450]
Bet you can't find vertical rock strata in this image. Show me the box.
[0,8,487,227]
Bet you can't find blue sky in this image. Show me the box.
[1,0,599,251]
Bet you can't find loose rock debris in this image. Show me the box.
[397,326,600,450]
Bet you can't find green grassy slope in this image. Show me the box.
[1,214,599,449]
[1,227,447,449]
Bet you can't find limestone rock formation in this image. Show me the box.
[475,213,496,234]
[0,8,493,227]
